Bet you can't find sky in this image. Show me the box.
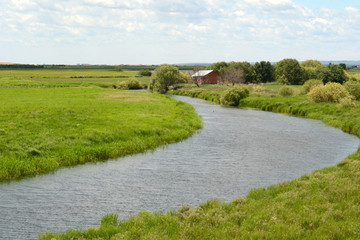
[1,0,360,65]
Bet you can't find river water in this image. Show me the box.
[0,95,359,239]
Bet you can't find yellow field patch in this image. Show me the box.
[101,91,160,102]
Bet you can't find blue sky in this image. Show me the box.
[1,0,359,65]
[293,0,360,10]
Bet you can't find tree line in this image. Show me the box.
[204,59,348,85]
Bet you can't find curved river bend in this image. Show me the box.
[0,95,359,239]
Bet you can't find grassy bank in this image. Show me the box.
[41,85,360,239]
[171,85,360,137]
[0,87,202,181]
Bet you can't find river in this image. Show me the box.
[0,95,359,239]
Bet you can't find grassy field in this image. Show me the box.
[41,83,360,239]
[0,87,202,181]
[0,69,150,88]
[347,69,360,80]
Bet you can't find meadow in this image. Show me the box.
[0,68,150,88]
[0,71,202,181]
[347,69,360,81]
[40,74,360,239]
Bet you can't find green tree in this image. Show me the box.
[301,60,325,80]
[207,62,229,74]
[326,64,347,84]
[254,61,274,83]
[300,60,323,68]
[179,71,192,84]
[274,59,305,85]
[148,64,182,93]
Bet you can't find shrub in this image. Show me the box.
[279,85,296,96]
[139,69,152,76]
[116,77,142,90]
[344,80,360,100]
[301,79,323,94]
[126,78,142,89]
[308,82,350,103]
[115,81,128,90]
[338,96,356,108]
[220,86,249,106]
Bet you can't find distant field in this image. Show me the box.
[347,69,360,80]
[0,69,150,88]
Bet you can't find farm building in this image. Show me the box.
[192,70,221,85]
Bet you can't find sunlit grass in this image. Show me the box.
[347,69,360,80]
[0,69,150,88]
[0,87,201,181]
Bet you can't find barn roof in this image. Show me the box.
[192,70,214,77]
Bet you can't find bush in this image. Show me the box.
[338,96,356,108]
[344,80,360,100]
[126,78,142,89]
[308,82,350,103]
[139,69,152,76]
[301,79,323,94]
[115,81,128,90]
[220,86,249,106]
[116,77,142,90]
[279,85,296,96]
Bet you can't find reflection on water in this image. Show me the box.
[0,95,359,239]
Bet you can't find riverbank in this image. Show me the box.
[0,88,202,181]
[40,85,360,239]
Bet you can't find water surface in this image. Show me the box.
[0,95,359,239]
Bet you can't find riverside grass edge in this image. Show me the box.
[0,88,202,181]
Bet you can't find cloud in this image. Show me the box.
[1,0,360,63]
[187,23,208,33]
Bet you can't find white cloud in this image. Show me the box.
[8,0,37,11]
[187,23,208,33]
[345,6,358,13]
[65,26,82,35]
[1,0,360,64]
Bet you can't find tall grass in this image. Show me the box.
[0,88,202,181]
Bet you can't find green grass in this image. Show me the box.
[347,69,360,80]
[40,84,360,240]
[0,87,202,181]
[0,69,150,88]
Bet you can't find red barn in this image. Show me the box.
[192,70,221,85]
